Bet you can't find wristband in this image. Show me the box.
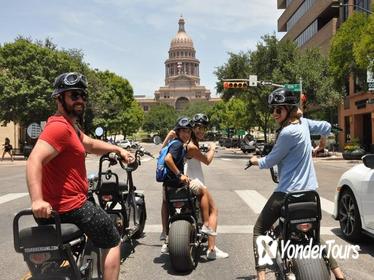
[176,172,182,178]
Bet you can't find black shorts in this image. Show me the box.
[38,200,120,249]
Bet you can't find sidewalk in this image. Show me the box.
[0,158,27,166]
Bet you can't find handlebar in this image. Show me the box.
[244,160,253,170]
[107,147,154,171]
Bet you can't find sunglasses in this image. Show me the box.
[63,72,88,88]
[69,90,88,102]
[269,107,283,114]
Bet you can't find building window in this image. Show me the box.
[294,20,318,47]
[287,0,316,31]
[355,0,370,12]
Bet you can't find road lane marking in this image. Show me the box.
[0,193,28,205]
[144,224,338,235]
[235,190,335,216]
[320,197,335,215]
[235,190,267,214]
[220,158,232,161]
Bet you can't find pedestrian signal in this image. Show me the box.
[223,81,248,89]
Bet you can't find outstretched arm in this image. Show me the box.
[82,133,134,163]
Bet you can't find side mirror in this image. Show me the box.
[362,154,374,169]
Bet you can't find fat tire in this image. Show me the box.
[168,220,197,272]
[293,254,330,280]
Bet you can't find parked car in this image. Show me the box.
[116,139,131,149]
[332,154,374,241]
[219,137,240,148]
[240,140,256,154]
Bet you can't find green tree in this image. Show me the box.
[0,37,89,126]
[91,70,143,137]
[291,48,340,120]
[354,13,374,71]
[209,99,249,131]
[215,35,298,141]
[329,12,368,89]
[179,100,214,119]
[142,103,177,138]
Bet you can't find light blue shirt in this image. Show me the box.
[258,117,331,193]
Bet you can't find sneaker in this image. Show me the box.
[161,242,169,254]
[159,231,167,241]
[206,246,229,260]
[201,224,217,236]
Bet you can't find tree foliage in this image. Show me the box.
[329,12,369,88]
[0,37,143,137]
[354,13,374,71]
[214,34,339,139]
[91,70,143,137]
[178,100,214,119]
[142,103,177,138]
[0,37,87,125]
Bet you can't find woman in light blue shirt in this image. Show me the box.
[249,88,345,280]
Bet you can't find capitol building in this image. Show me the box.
[136,17,220,112]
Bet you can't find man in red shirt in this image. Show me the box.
[26,72,134,280]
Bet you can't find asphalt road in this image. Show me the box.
[1,143,373,280]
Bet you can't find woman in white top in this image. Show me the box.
[162,113,228,259]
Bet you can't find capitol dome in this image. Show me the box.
[170,17,194,48]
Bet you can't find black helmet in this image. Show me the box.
[268,88,298,107]
[51,72,88,98]
[192,113,209,127]
[174,116,193,130]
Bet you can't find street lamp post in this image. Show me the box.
[331,1,373,14]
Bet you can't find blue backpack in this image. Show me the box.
[156,139,186,182]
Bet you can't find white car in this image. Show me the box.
[116,139,131,149]
[333,154,374,241]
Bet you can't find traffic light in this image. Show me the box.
[223,81,248,89]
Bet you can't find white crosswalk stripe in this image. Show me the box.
[320,196,335,215]
[144,224,338,235]
[235,190,267,214]
[235,189,335,216]
[0,193,28,205]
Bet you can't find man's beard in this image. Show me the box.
[65,103,85,118]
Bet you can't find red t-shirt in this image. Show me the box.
[39,115,88,213]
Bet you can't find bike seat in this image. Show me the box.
[18,223,83,249]
[166,186,194,201]
[281,201,319,220]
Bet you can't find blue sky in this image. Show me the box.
[0,0,283,97]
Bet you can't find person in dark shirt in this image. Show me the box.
[1,137,13,161]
